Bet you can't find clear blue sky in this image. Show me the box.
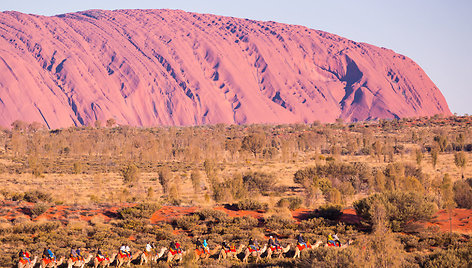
[2,0,471,115]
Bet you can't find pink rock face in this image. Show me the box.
[0,9,451,128]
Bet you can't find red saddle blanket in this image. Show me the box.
[169,248,181,255]
[70,257,83,262]
[270,246,282,251]
[19,259,29,265]
[224,247,236,253]
[42,258,53,265]
[296,242,311,250]
[118,252,130,259]
[195,248,209,255]
[327,241,341,247]
[248,247,260,253]
[96,256,109,262]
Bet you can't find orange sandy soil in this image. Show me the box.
[149,206,198,224]
[422,209,472,234]
[2,201,471,234]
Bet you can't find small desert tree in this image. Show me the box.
[121,163,140,185]
[441,173,455,234]
[241,132,266,158]
[431,147,439,168]
[158,166,172,194]
[415,149,423,165]
[191,169,201,194]
[454,151,467,179]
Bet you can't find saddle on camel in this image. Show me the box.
[296,234,311,250]
[327,233,342,247]
[195,239,210,256]
[96,249,109,262]
[169,241,182,256]
[247,237,261,252]
[69,248,84,262]
[42,247,56,265]
[268,236,283,252]
[222,241,236,254]
[19,250,31,265]
[118,244,132,258]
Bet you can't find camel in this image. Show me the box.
[115,252,140,267]
[242,244,267,263]
[67,254,93,268]
[218,244,245,261]
[167,249,186,263]
[139,247,167,265]
[39,256,65,268]
[266,244,290,259]
[194,245,221,261]
[18,256,37,268]
[293,241,323,259]
[93,253,117,268]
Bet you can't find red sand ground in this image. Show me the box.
[214,206,264,219]
[423,209,472,234]
[149,206,198,224]
[1,201,471,234]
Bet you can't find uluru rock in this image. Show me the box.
[0,9,451,128]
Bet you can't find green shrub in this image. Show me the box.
[175,214,200,230]
[264,215,295,231]
[118,203,160,220]
[453,180,472,208]
[317,203,343,220]
[299,247,357,267]
[158,166,173,194]
[277,197,303,210]
[120,163,140,184]
[242,172,276,193]
[12,190,52,203]
[233,216,259,230]
[31,202,51,217]
[298,217,327,232]
[354,191,437,232]
[196,209,228,222]
[424,247,472,268]
[236,199,268,211]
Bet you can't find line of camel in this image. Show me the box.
[17,240,350,267]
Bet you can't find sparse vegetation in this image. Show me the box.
[0,116,471,266]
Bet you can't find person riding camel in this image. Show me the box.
[145,242,152,255]
[297,234,307,247]
[202,239,209,253]
[333,233,340,245]
[248,237,259,251]
[196,238,203,250]
[268,236,276,249]
[222,241,230,252]
[119,244,127,257]
[170,240,182,254]
[19,249,31,264]
[48,248,56,261]
[76,248,84,261]
[274,237,281,248]
[175,241,182,253]
[328,233,340,246]
[42,248,49,259]
[70,248,77,260]
[45,247,56,261]
[96,248,105,260]
[125,245,131,258]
